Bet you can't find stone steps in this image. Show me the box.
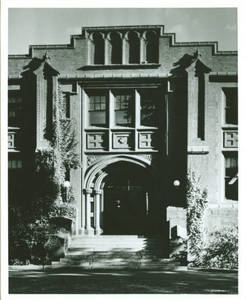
[51,235,172,269]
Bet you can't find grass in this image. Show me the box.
[9,268,238,294]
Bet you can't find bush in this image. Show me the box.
[201,226,238,269]
[186,172,207,266]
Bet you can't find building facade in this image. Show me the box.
[8,25,238,247]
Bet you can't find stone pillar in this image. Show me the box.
[140,35,146,63]
[94,190,102,235]
[80,192,86,235]
[84,188,94,235]
[122,33,129,64]
[104,34,110,65]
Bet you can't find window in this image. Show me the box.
[8,159,22,169]
[146,31,159,63]
[224,153,238,200]
[8,90,22,126]
[110,32,122,64]
[223,88,238,125]
[140,90,158,126]
[128,32,140,64]
[114,92,134,126]
[93,33,104,64]
[88,92,107,126]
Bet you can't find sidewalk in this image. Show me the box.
[9,267,238,294]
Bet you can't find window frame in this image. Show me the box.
[224,152,238,201]
[223,88,238,125]
[113,91,135,127]
[87,91,108,127]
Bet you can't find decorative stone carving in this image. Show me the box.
[139,132,153,149]
[224,131,238,148]
[8,133,15,149]
[143,154,152,163]
[112,132,132,149]
[87,133,106,150]
[87,155,97,166]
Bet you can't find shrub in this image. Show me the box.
[9,83,80,265]
[186,172,207,266]
[201,226,238,269]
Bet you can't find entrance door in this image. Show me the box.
[103,162,150,235]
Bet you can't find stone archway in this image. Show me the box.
[82,155,152,235]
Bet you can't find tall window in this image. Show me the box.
[224,153,238,200]
[93,33,104,64]
[8,90,22,126]
[110,32,122,64]
[146,31,159,63]
[88,92,107,126]
[128,32,140,64]
[140,90,158,126]
[223,88,238,125]
[114,92,134,126]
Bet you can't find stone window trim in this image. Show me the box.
[84,87,160,153]
[87,29,159,66]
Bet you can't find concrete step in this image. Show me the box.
[51,259,181,270]
[51,235,170,269]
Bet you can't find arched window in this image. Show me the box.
[146,31,159,63]
[93,33,104,64]
[110,32,122,64]
[128,32,140,64]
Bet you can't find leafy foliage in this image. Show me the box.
[186,172,207,266]
[186,172,238,270]
[9,83,80,265]
[201,226,238,269]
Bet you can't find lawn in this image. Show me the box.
[9,268,238,294]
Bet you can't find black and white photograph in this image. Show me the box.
[2,2,244,298]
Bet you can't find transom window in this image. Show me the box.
[224,153,238,200]
[223,88,238,125]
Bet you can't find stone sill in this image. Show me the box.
[85,127,158,131]
[85,150,158,154]
[8,149,20,153]
[187,145,209,154]
[221,125,238,130]
[80,64,161,70]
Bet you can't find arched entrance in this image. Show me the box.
[103,162,151,235]
[82,155,161,235]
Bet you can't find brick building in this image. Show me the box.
[8,25,238,261]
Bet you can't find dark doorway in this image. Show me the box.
[103,162,151,235]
